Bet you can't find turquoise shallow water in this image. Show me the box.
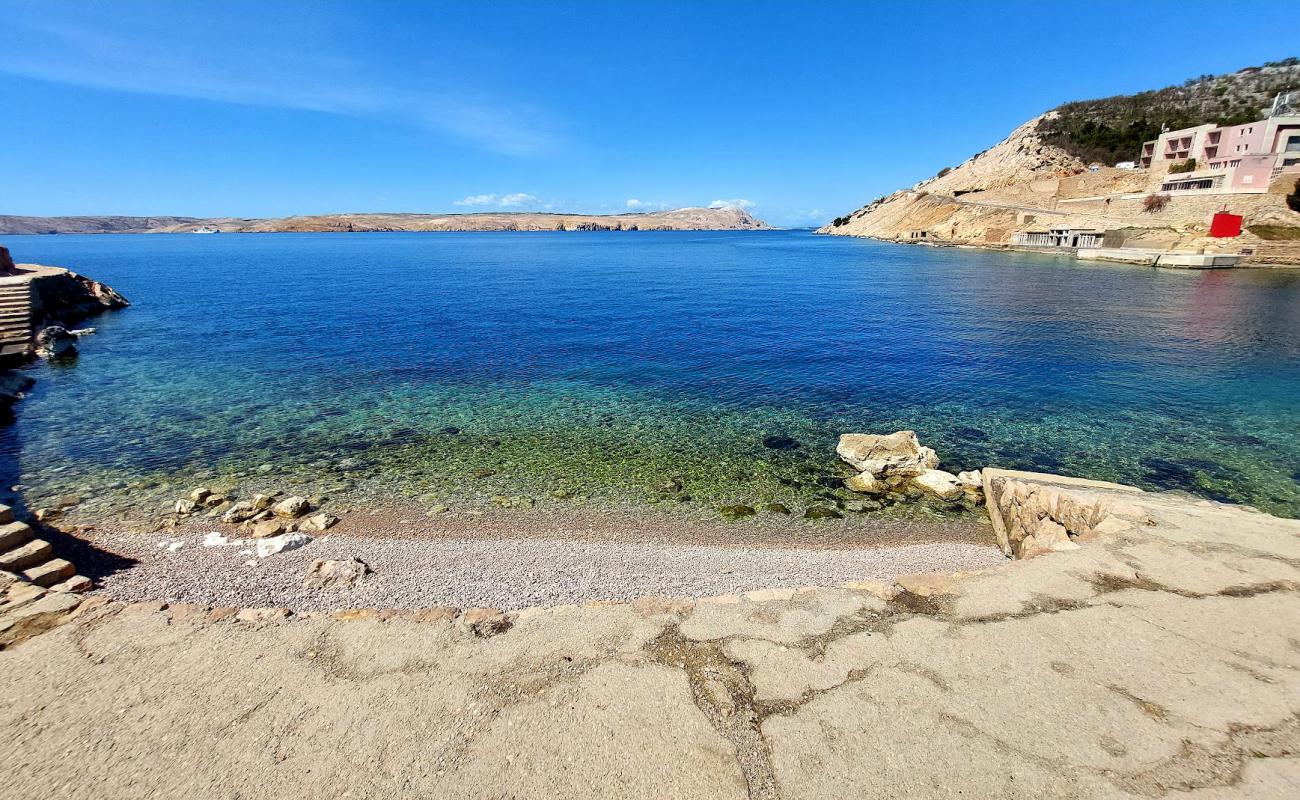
[2,231,1299,517]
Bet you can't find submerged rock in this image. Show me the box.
[718,504,756,520]
[803,505,843,520]
[844,472,884,494]
[764,502,792,514]
[844,499,882,513]
[762,435,801,451]
[35,326,78,359]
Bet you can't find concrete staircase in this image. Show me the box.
[0,504,90,615]
[0,279,32,361]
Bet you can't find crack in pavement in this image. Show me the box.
[644,624,780,800]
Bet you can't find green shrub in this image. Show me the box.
[1035,59,1298,165]
[1168,158,1198,174]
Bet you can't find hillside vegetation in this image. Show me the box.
[1037,58,1299,165]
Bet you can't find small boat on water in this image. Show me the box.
[191,226,220,234]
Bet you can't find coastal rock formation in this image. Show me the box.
[838,431,985,508]
[820,61,1300,254]
[836,430,938,478]
[0,206,772,235]
[982,468,1152,558]
[0,245,14,272]
[28,269,129,328]
[34,326,77,359]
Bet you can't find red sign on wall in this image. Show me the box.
[1209,212,1242,238]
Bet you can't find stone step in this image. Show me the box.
[0,504,14,524]
[0,538,53,571]
[0,520,33,551]
[49,574,92,593]
[1,581,46,612]
[23,559,75,587]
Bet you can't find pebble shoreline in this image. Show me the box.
[86,527,1006,611]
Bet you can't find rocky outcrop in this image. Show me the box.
[819,68,1300,250]
[982,468,1153,558]
[0,245,15,273]
[837,431,982,507]
[29,269,129,328]
[34,326,77,360]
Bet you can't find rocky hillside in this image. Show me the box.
[0,207,770,235]
[1039,58,1300,165]
[0,216,200,235]
[821,59,1300,255]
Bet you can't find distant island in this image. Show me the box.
[0,206,771,235]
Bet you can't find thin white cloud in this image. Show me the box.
[452,192,544,209]
[453,194,497,207]
[709,198,757,210]
[499,192,540,207]
[0,6,560,156]
[626,198,669,211]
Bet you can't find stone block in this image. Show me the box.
[49,574,92,593]
[0,538,52,571]
[0,521,33,552]
[24,558,75,587]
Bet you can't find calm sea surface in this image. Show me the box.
[3,231,1299,517]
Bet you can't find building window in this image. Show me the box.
[1286,135,1300,153]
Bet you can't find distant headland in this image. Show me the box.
[0,206,771,235]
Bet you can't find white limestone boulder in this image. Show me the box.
[836,431,939,479]
[911,469,963,501]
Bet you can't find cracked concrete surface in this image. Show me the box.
[3,480,1300,798]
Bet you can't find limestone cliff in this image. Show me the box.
[821,61,1300,256]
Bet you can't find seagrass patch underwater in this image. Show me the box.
[3,230,1298,518]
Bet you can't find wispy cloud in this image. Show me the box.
[499,192,540,207]
[709,198,757,209]
[452,192,545,209]
[0,5,560,156]
[453,194,499,207]
[625,198,670,211]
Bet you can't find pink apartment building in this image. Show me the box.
[1137,91,1300,192]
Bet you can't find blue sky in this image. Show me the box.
[1,1,1295,227]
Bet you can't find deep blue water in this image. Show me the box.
[3,230,1299,516]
